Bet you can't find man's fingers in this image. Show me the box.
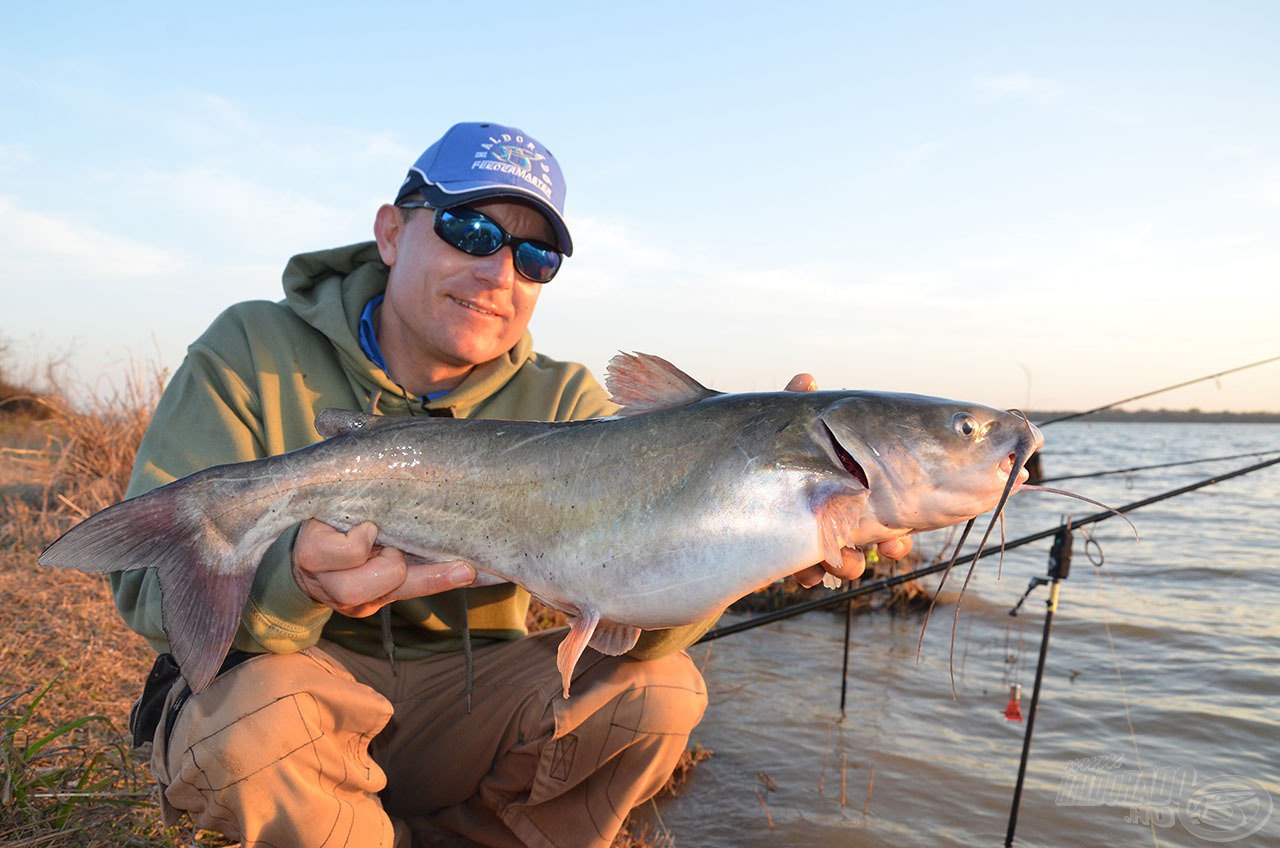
[333,559,477,618]
[295,520,381,573]
[393,560,477,600]
[794,546,870,588]
[793,564,827,588]
[878,536,913,560]
[831,547,867,580]
[318,546,408,608]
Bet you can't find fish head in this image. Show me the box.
[815,393,1044,539]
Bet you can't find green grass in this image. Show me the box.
[0,677,171,846]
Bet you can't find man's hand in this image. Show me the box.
[783,372,914,588]
[292,520,476,618]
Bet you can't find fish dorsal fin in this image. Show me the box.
[314,408,389,438]
[605,352,718,417]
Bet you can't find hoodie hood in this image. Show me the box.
[279,240,534,418]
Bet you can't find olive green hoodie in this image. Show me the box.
[112,241,716,665]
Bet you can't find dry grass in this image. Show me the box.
[0,363,707,846]
[1,363,161,552]
[0,362,191,845]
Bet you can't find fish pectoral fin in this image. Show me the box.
[604,352,719,417]
[587,620,642,656]
[557,608,601,699]
[812,489,870,569]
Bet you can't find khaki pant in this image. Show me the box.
[150,630,707,848]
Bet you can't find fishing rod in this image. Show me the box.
[697,452,1280,642]
[1039,449,1280,484]
[1035,354,1280,427]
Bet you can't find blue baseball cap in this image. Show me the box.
[396,122,573,256]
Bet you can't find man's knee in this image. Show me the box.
[495,652,708,847]
[155,647,396,844]
[615,651,708,738]
[558,649,708,749]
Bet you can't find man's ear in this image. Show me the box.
[373,204,403,266]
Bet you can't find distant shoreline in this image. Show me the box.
[1027,409,1280,424]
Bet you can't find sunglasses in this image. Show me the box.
[397,202,563,283]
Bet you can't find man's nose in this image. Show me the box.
[472,246,517,288]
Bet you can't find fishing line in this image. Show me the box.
[1002,614,1026,693]
[1080,527,1104,567]
[1094,561,1145,770]
[1034,354,1280,427]
[1089,541,1161,847]
[1039,449,1280,484]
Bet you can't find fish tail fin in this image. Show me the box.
[39,470,271,694]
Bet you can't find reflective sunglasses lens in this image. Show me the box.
[515,243,561,283]
[438,210,503,256]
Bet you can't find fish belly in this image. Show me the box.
[487,479,823,630]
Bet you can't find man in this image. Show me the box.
[116,121,907,847]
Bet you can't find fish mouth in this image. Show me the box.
[1000,452,1031,487]
[821,421,870,490]
[1002,415,1045,490]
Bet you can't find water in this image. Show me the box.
[639,424,1280,847]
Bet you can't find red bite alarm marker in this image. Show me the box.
[1004,684,1024,722]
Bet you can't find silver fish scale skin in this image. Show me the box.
[176,389,1030,630]
[38,374,1043,696]
[251,390,1030,630]
[276,412,827,627]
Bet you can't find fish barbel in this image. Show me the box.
[39,353,1044,696]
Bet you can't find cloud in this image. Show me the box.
[0,195,184,280]
[0,144,35,166]
[1198,233,1261,249]
[123,166,362,254]
[971,72,1068,103]
[553,215,681,300]
[1247,165,1280,207]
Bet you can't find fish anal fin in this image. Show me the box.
[605,352,718,417]
[812,489,869,569]
[587,620,642,657]
[556,607,601,699]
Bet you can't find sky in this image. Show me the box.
[2,1,1278,412]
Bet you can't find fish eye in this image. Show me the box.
[952,412,980,438]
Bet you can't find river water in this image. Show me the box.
[637,424,1280,847]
